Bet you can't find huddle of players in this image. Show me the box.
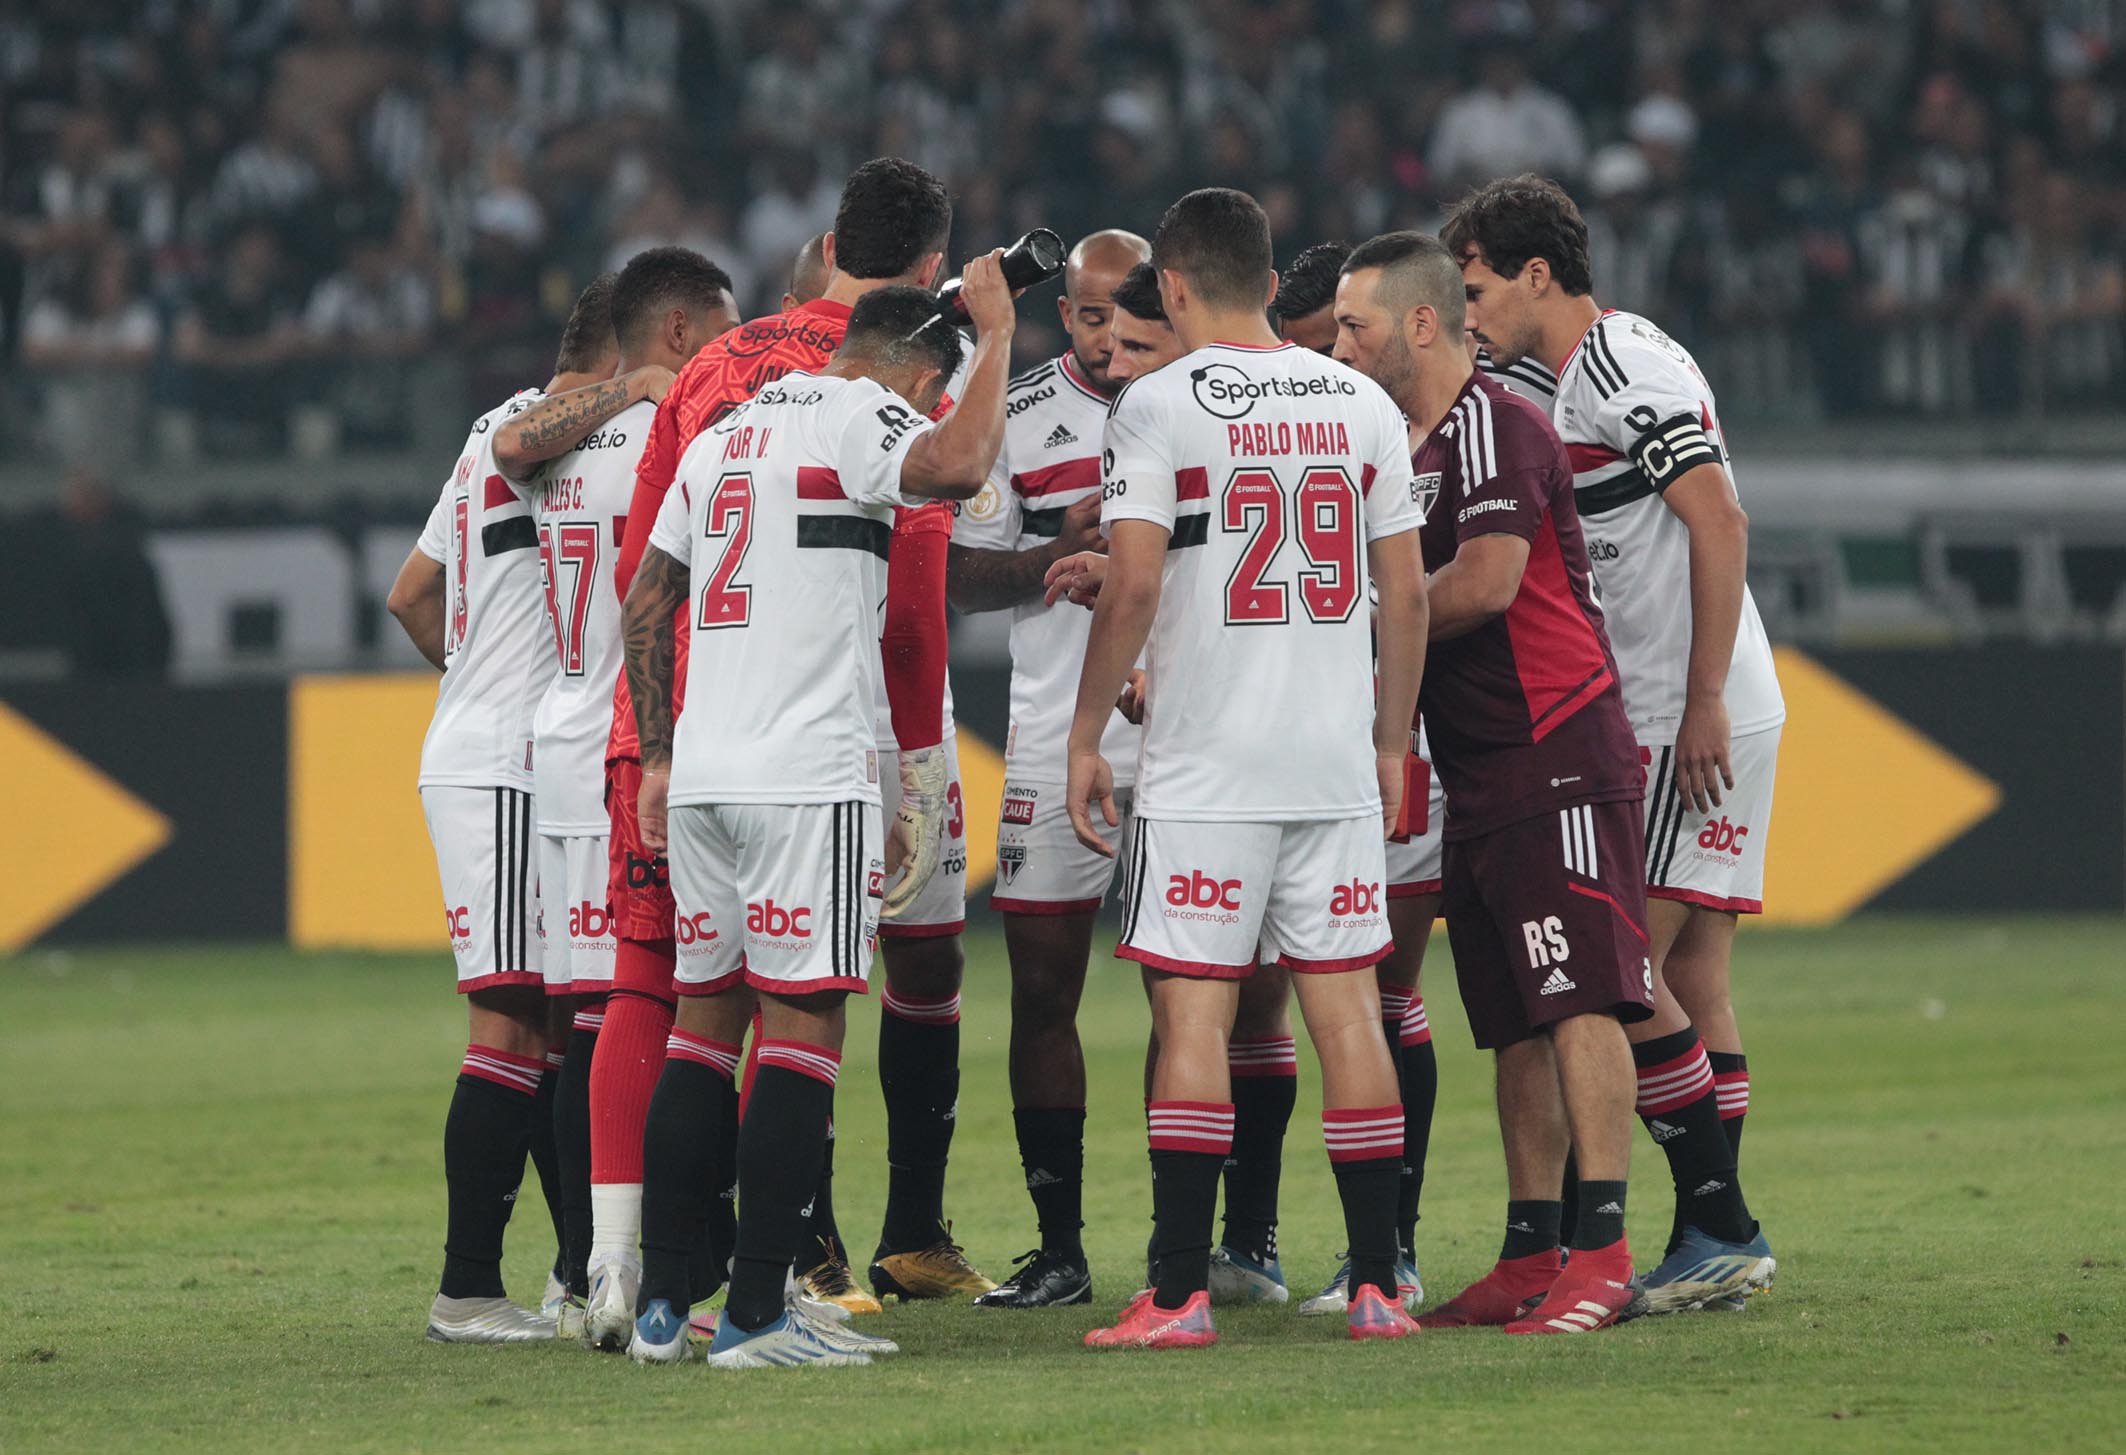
[394,152,1782,1363]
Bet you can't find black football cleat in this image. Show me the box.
[972,1248,1093,1309]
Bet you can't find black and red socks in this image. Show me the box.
[1224,1037,1297,1264]
[1324,1106,1404,1297]
[637,1028,739,1313]
[878,987,962,1252]
[726,1042,842,1333]
[528,1043,567,1283]
[1393,994,1438,1258]
[1710,1050,1749,1157]
[1634,1028,1754,1244]
[553,1007,600,1295]
[1013,1106,1087,1256]
[441,1045,544,1299]
[1147,1101,1233,1310]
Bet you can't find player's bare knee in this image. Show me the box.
[467,985,547,1055]
[758,988,849,1051]
[882,933,963,1001]
[675,989,750,1045]
[1233,965,1294,1041]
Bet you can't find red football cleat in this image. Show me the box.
[1504,1240,1642,1334]
[1084,1290,1218,1349]
[1347,1284,1422,1341]
[1415,1250,1562,1328]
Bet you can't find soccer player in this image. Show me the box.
[1332,229,1653,1333]
[943,229,1144,1310]
[1444,176,1778,1311]
[783,232,829,311]
[1070,188,1429,1349]
[386,275,680,1342]
[527,248,737,1329]
[587,158,979,1344]
[1270,240,1350,354]
[617,267,1016,1367]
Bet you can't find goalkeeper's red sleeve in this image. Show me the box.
[614,394,682,600]
[881,503,952,752]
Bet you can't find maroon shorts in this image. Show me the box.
[605,757,675,942]
[1441,799,1656,1050]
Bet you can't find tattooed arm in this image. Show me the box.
[622,543,689,853]
[945,494,1104,613]
[493,365,677,480]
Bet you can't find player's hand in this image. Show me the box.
[1066,747,1119,858]
[959,249,1018,338]
[1116,668,1148,725]
[1377,751,1406,840]
[1055,494,1104,555]
[1673,693,1734,814]
[882,744,949,918]
[638,767,670,855]
[1043,550,1107,608]
[632,364,678,404]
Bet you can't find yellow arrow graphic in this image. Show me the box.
[0,701,172,951]
[1759,648,2000,925]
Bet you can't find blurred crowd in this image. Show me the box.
[2,0,2123,467]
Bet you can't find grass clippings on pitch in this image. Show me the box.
[3,917,2122,1453]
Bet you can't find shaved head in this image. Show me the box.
[786,233,829,308]
[1064,229,1151,303]
[1057,229,1151,396]
[1345,231,1466,337]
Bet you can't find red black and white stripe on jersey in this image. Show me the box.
[480,472,539,555]
[1168,466,1211,550]
[491,786,535,975]
[1478,349,1560,406]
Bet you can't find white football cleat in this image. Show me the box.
[788,1295,899,1356]
[425,1293,556,1343]
[705,1311,871,1369]
[541,1270,588,1339]
[583,1252,641,1352]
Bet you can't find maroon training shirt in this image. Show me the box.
[1415,371,1642,840]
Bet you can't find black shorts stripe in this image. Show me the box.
[797,515,892,559]
[482,515,539,555]
[830,803,846,981]
[850,803,866,975]
[1168,514,1209,550]
[1121,818,1148,944]
[492,789,506,972]
[1658,773,1689,886]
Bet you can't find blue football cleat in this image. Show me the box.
[626,1298,690,1364]
[1208,1244,1290,1305]
[1637,1226,1775,1315]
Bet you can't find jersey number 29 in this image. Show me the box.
[1221,466,1360,626]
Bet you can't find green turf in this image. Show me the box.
[3,917,2123,1452]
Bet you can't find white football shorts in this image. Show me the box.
[668,800,882,996]
[538,832,617,996]
[421,785,542,994]
[1384,755,1446,898]
[1116,815,1393,979]
[1640,725,1779,914]
[991,778,1135,915]
[875,736,966,938]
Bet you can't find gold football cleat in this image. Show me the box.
[868,1222,998,1300]
[801,1239,885,1316]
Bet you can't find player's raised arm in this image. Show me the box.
[898,251,1015,499]
[1661,461,1749,812]
[947,494,1103,612]
[493,365,676,481]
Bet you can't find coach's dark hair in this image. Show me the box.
[1438,174,1593,296]
[553,271,617,374]
[612,246,734,352]
[1151,187,1273,311]
[831,158,953,281]
[1344,231,1466,336]
[840,285,964,379]
[1109,261,1168,323]
[1271,240,1351,321]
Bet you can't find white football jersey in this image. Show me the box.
[1549,310,1785,741]
[651,371,930,805]
[416,390,556,790]
[1479,347,1558,409]
[1100,341,1423,821]
[529,399,653,833]
[953,353,1139,783]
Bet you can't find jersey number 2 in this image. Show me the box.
[699,474,753,629]
[1221,466,1360,626]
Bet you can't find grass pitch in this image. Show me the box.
[3,917,2123,1453]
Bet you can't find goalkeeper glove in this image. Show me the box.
[882,743,948,919]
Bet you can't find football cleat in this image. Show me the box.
[1347,1283,1423,1341]
[1705,1292,1750,1312]
[1416,1250,1562,1328]
[788,1296,900,1356]
[705,1311,870,1369]
[583,1252,641,1351]
[801,1239,883,1315]
[424,1293,556,1343]
[869,1222,997,1300]
[1504,1242,1643,1334]
[1208,1245,1289,1305]
[1085,1289,1218,1350]
[1297,1254,1421,1316]
[540,1271,587,1339]
[626,1299,691,1364]
[687,1308,719,1341]
[1637,1226,1776,1315]
[974,1248,1093,1308]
